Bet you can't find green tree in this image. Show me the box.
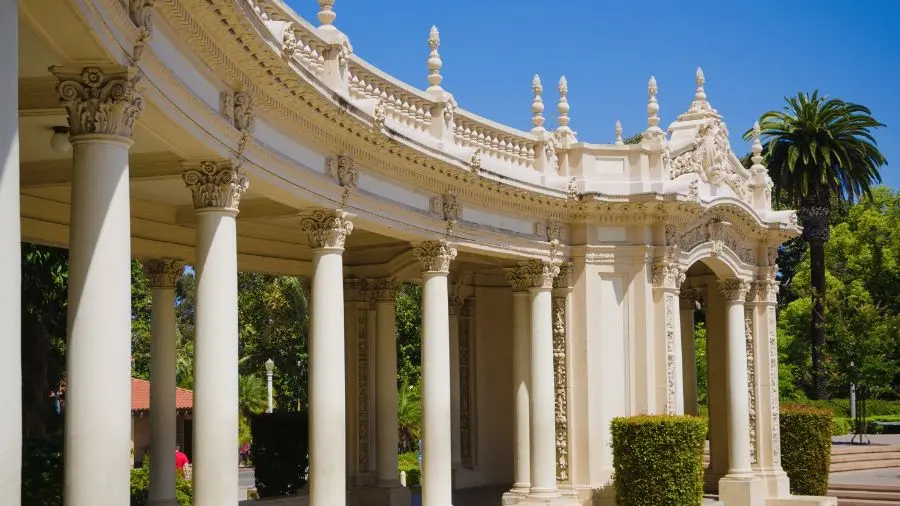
[396,282,422,388]
[397,378,422,453]
[747,92,887,399]
[131,260,153,380]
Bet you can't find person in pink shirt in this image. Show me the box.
[175,445,189,472]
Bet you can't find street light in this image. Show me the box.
[265,359,275,413]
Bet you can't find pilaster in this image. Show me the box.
[551,264,573,485]
[651,259,686,414]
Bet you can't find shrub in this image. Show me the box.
[398,451,420,487]
[250,412,309,498]
[801,399,900,418]
[611,415,706,506]
[780,405,832,496]
[129,456,192,506]
[22,417,64,506]
[832,417,851,436]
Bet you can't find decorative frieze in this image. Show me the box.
[143,259,184,288]
[299,210,354,250]
[183,161,249,211]
[412,240,457,274]
[369,278,400,302]
[52,66,145,139]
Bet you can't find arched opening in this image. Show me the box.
[680,256,739,493]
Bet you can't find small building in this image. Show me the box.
[130,378,194,467]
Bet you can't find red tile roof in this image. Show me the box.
[131,378,194,413]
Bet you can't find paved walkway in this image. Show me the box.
[832,433,900,446]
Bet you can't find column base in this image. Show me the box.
[148,499,180,506]
[502,484,530,505]
[516,493,580,506]
[354,484,412,506]
[719,474,766,506]
[756,469,790,498]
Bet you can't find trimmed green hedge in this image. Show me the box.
[250,412,309,498]
[130,456,192,506]
[781,405,832,496]
[611,415,706,506]
[398,451,421,487]
[801,399,900,418]
[832,417,851,436]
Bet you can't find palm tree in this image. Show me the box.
[746,91,887,399]
[397,378,422,453]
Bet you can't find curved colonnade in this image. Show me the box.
[1,0,835,505]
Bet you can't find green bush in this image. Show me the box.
[801,399,900,418]
[780,405,832,496]
[22,417,64,506]
[611,415,706,506]
[250,412,309,498]
[398,451,420,487]
[129,456,192,506]
[832,417,851,436]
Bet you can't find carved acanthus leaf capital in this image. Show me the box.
[719,278,751,302]
[651,260,685,290]
[448,295,463,315]
[679,287,703,310]
[413,240,457,274]
[183,161,249,211]
[343,278,367,302]
[300,210,354,250]
[516,259,560,290]
[143,259,184,288]
[52,66,145,139]
[553,262,574,290]
[370,278,401,302]
[748,279,780,304]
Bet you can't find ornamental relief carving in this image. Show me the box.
[552,293,570,482]
[299,210,354,250]
[719,278,750,302]
[183,161,250,211]
[413,240,457,274]
[326,154,359,206]
[129,0,154,61]
[143,259,184,288]
[746,309,758,464]
[459,300,474,465]
[664,293,677,414]
[233,91,255,135]
[53,66,145,138]
[664,117,748,201]
[651,261,685,291]
[678,217,755,264]
[370,278,400,302]
[515,260,560,290]
[357,304,369,473]
[768,305,781,465]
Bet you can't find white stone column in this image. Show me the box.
[719,279,753,477]
[413,240,457,506]
[680,288,702,417]
[52,65,143,506]
[525,260,561,499]
[448,296,462,471]
[183,161,248,506]
[145,260,184,506]
[651,260,686,415]
[504,270,532,496]
[373,278,402,485]
[0,0,20,501]
[301,210,354,506]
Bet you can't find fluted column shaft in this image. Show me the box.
[720,279,753,477]
[302,210,353,506]
[184,161,248,506]
[0,1,20,501]
[53,65,143,506]
[374,279,402,485]
[414,241,457,506]
[146,261,184,506]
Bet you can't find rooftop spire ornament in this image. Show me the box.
[750,120,765,174]
[643,76,664,140]
[426,26,443,92]
[688,66,715,113]
[531,74,545,132]
[615,120,624,145]
[555,76,576,145]
[317,0,336,29]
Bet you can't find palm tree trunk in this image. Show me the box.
[809,238,828,399]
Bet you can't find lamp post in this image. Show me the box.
[265,359,275,413]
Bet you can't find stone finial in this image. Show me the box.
[426,26,443,92]
[52,65,145,139]
[614,120,624,145]
[182,161,249,212]
[143,259,184,289]
[531,74,545,132]
[299,209,354,250]
[750,120,765,173]
[317,0,336,28]
[555,76,576,145]
[688,66,715,114]
[413,240,457,274]
[643,75,664,139]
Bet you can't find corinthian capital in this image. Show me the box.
[300,209,354,250]
[651,260,685,290]
[553,262,573,290]
[719,278,751,303]
[182,161,249,211]
[370,278,401,302]
[52,66,145,139]
[509,259,559,290]
[143,259,184,288]
[413,240,457,274]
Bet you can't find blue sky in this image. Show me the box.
[288,0,898,188]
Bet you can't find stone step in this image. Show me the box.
[832,451,900,464]
[831,459,900,473]
[832,445,900,455]
[837,500,900,506]
[830,483,900,493]
[827,488,900,502]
